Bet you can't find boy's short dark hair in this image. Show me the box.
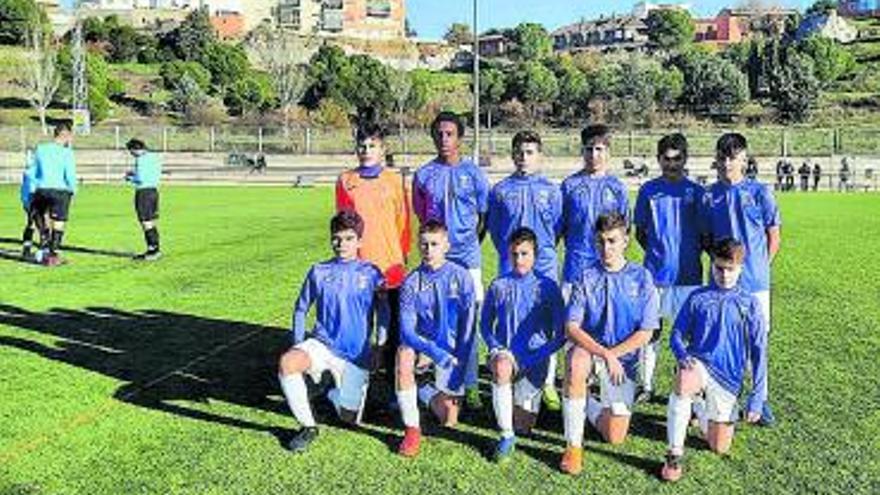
[594,211,629,235]
[712,238,745,264]
[430,111,466,140]
[508,227,537,250]
[512,130,542,151]
[331,209,365,238]
[581,124,612,147]
[54,122,72,137]
[126,138,146,151]
[716,133,748,159]
[356,122,386,143]
[658,133,688,158]
[419,219,448,235]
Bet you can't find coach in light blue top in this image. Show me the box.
[703,179,780,293]
[481,270,566,388]
[670,283,768,414]
[400,261,476,391]
[634,176,705,288]
[291,258,385,369]
[33,139,77,194]
[566,263,660,380]
[127,150,163,189]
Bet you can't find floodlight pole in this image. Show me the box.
[472,0,480,164]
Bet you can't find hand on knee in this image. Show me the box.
[491,354,513,385]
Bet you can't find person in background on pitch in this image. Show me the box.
[125,138,163,261]
[30,122,77,266]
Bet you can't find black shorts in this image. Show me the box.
[135,188,159,222]
[32,189,72,221]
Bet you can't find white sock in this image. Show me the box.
[586,395,604,428]
[279,373,316,428]
[563,397,587,447]
[417,383,439,407]
[397,387,420,428]
[667,392,692,453]
[545,353,558,387]
[641,341,658,391]
[492,383,514,438]
[693,398,709,436]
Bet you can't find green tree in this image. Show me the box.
[511,22,552,61]
[82,16,109,43]
[806,0,838,15]
[0,0,48,45]
[58,48,123,122]
[507,61,558,120]
[546,55,590,120]
[107,24,142,63]
[645,9,695,51]
[675,49,748,117]
[444,22,473,47]
[224,72,276,116]
[478,66,506,128]
[342,54,392,119]
[199,42,250,92]
[159,60,211,92]
[797,35,857,88]
[303,45,354,110]
[769,48,821,122]
[166,7,216,61]
[169,73,209,114]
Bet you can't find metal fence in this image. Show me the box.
[2,125,879,157]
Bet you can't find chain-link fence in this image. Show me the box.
[2,125,879,157]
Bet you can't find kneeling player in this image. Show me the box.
[560,212,659,475]
[396,220,477,458]
[278,210,385,453]
[661,239,768,482]
[481,227,565,462]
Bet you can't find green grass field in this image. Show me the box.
[0,186,878,494]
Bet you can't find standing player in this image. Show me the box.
[125,139,163,261]
[30,122,77,266]
[660,239,768,482]
[20,148,42,258]
[702,133,781,425]
[335,123,410,406]
[481,228,565,462]
[560,212,659,475]
[560,124,629,294]
[486,130,564,410]
[277,210,385,453]
[412,112,489,409]
[396,221,477,458]
[633,133,705,403]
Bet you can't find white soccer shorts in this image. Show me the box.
[295,339,369,412]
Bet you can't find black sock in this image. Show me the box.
[144,228,160,252]
[22,227,34,246]
[50,230,64,254]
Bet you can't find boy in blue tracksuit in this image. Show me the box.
[660,238,768,482]
[633,133,706,402]
[125,138,163,260]
[487,130,564,411]
[396,220,477,458]
[481,227,565,463]
[560,212,660,476]
[277,210,386,453]
[30,122,77,265]
[701,132,781,425]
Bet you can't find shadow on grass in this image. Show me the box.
[0,305,321,440]
[0,237,138,259]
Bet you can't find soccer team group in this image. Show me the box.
[280,111,780,482]
[13,112,781,482]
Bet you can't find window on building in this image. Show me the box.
[367,0,391,18]
[277,0,301,29]
[322,0,343,32]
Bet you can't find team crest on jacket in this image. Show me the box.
[684,187,695,204]
[528,332,545,351]
[357,274,370,290]
[628,280,641,298]
[449,279,460,299]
